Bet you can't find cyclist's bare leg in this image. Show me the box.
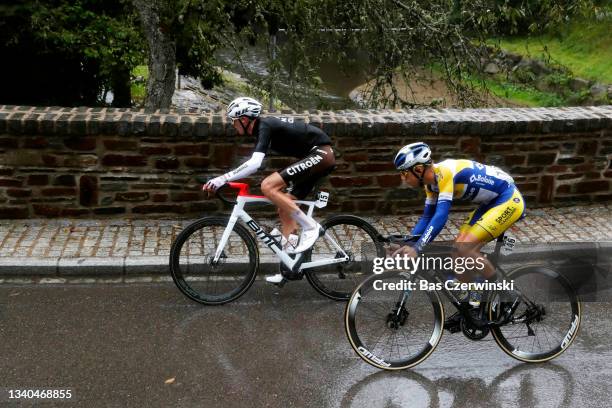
[454,233,495,280]
[261,172,303,236]
[278,201,298,237]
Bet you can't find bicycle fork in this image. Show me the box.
[387,290,411,329]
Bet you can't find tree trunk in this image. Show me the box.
[132,0,176,111]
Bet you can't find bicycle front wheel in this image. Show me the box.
[169,216,259,305]
[345,272,444,370]
[489,265,581,362]
[305,215,385,300]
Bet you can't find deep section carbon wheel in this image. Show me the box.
[305,215,385,300]
[345,271,444,370]
[489,265,581,362]
[169,216,259,305]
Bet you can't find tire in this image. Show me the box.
[169,216,259,305]
[304,215,385,301]
[345,271,445,370]
[488,265,581,363]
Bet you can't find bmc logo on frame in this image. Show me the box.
[246,220,281,250]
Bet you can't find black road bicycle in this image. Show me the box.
[170,182,385,305]
[345,232,581,369]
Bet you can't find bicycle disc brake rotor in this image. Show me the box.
[208,251,227,269]
[386,306,409,330]
[335,250,353,279]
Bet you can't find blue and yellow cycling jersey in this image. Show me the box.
[412,159,522,251]
[425,159,515,205]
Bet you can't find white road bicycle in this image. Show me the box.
[170,182,385,305]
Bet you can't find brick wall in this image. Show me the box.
[0,105,610,218]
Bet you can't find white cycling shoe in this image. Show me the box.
[265,273,284,284]
[265,229,299,284]
[265,226,321,283]
[269,228,299,250]
[286,225,323,254]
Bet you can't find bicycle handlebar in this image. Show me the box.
[215,184,238,206]
[379,234,421,244]
[197,177,238,206]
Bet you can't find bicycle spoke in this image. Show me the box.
[307,216,382,300]
[170,217,258,305]
[491,266,580,362]
[348,272,442,369]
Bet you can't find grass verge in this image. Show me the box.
[490,13,612,83]
[131,65,148,105]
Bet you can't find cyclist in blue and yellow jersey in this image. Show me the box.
[393,142,526,308]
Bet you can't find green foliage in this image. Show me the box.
[476,77,565,106]
[494,11,612,83]
[0,0,144,106]
[172,0,228,89]
[236,0,498,109]
[124,0,610,110]
[512,66,537,83]
[544,72,572,89]
[1,0,605,108]
[474,0,599,35]
[130,65,148,104]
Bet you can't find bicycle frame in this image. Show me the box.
[212,184,349,273]
[395,234,520,328]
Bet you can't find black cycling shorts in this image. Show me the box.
[279,145,335,199]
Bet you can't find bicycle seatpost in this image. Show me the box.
[489,233,506,263]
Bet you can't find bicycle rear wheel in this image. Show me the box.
[345,271,444,370]
[169,216,259,305]
[489,265,581,362]
[304,215,385,300]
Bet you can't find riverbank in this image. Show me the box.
[349,67,523,109]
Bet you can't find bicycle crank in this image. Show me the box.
[460,308,490,340]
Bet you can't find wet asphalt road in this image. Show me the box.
[1,280,611,408]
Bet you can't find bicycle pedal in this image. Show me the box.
[444,323,462,334]
[282,271,304,281]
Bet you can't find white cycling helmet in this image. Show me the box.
[394,142,432,170]
[227,97,262,120]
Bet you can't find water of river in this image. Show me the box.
[216,39,371,110]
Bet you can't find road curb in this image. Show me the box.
[0,242,609,278]
[0,256,281,277]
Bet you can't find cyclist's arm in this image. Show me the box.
[414,165,454,253]
[411,188,437,236]
[205,152,265,191]
[219,152,265,182]
[414,200,451,253]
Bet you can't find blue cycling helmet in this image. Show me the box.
[394,142,432,170]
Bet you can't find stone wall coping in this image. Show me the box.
[1,105,611,136]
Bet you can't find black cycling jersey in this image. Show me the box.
[253,116,332,158]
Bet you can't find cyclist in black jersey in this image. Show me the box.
[203,97,336,282]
